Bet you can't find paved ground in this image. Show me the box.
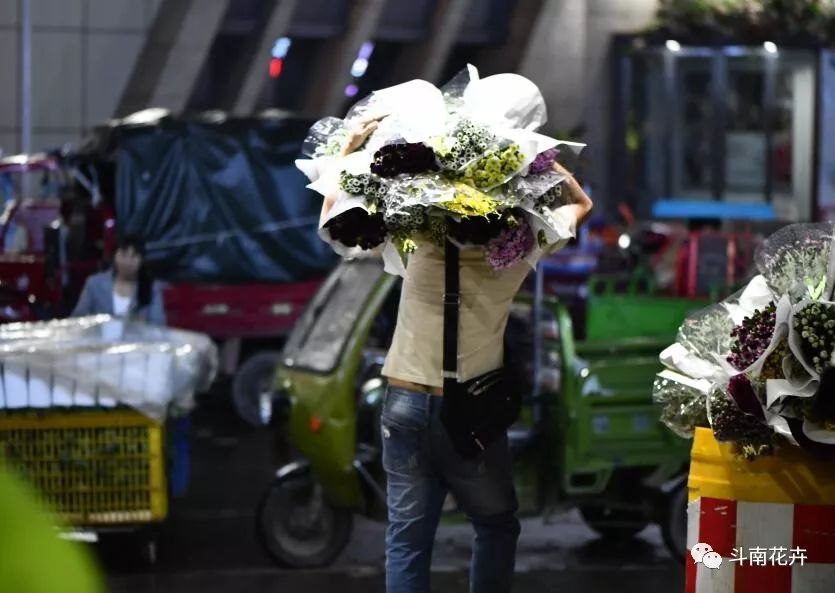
[102,390,684,593]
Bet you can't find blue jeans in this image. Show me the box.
[382,387,520,593]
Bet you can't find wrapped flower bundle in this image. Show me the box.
[295,65,585,275]
[653,222,835,459]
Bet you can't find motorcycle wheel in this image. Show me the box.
[661,482,687,563]
[257,472,353,569]
[579,505,649,540]
[232,351,282,427]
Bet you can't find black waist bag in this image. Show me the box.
[440,239,522,459]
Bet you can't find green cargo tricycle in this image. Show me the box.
[256,258,702,568]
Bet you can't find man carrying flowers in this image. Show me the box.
[299,68,593,593]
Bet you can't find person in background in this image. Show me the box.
[71,236,190,496]
[72,236,166,325]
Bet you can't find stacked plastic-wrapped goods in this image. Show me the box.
[0,315,216,421]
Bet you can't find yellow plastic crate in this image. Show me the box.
[688,426,835,504]
[0,410,167,525]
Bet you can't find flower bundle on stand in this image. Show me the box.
[653,222,835,459]
[295,66,585,276]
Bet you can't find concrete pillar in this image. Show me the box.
[387,0,473,85]
[519,0,587,133]
[471,0,546,77]
[232,0,299,115]
[300,0,388,117]
[117,0,231,116]
[583,0,658,206]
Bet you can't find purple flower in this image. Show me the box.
[727,302,776,370]
[486,216,534,270]
[727,374,764,420]
[527,148,560,175]
[370,142,438,177]
[324,208,387,250]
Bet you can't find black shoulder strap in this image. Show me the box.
[443,238,460,391]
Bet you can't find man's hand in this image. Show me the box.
[340,115,386,156]
[552,160,593,228]
[321,115,387,225]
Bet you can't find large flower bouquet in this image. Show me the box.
[654,222,835,459]
[295,66,585,275]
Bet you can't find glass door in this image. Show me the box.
[615,42,817,222]
[670,55,717,201]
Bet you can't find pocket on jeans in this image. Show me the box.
[381,388,424,432]
[381,389,423,475]
[381,421,422,475]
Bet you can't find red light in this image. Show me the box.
[310,416,322,433]
[269,58,283,79]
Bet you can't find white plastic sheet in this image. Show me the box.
[0,315,217,421]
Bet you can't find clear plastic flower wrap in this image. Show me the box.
[653,370,710,438]
[678,303,735,362]
[755,222,835,303]
[384,174,456,215]
[656,302,734,415]
[440,64,479,118]
[302,117,347,159]
[654,223,835,455]
[505,170,569,208]
[0,315,217,421]
[344,79,447,149]
[525,203,575,251]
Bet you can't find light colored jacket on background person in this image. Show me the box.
[72,271,167,325]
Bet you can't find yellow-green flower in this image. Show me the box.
[441,183,499,217]
[393,234,417,255]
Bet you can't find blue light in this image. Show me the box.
[351,58,369,78]
[272,37,292,59]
